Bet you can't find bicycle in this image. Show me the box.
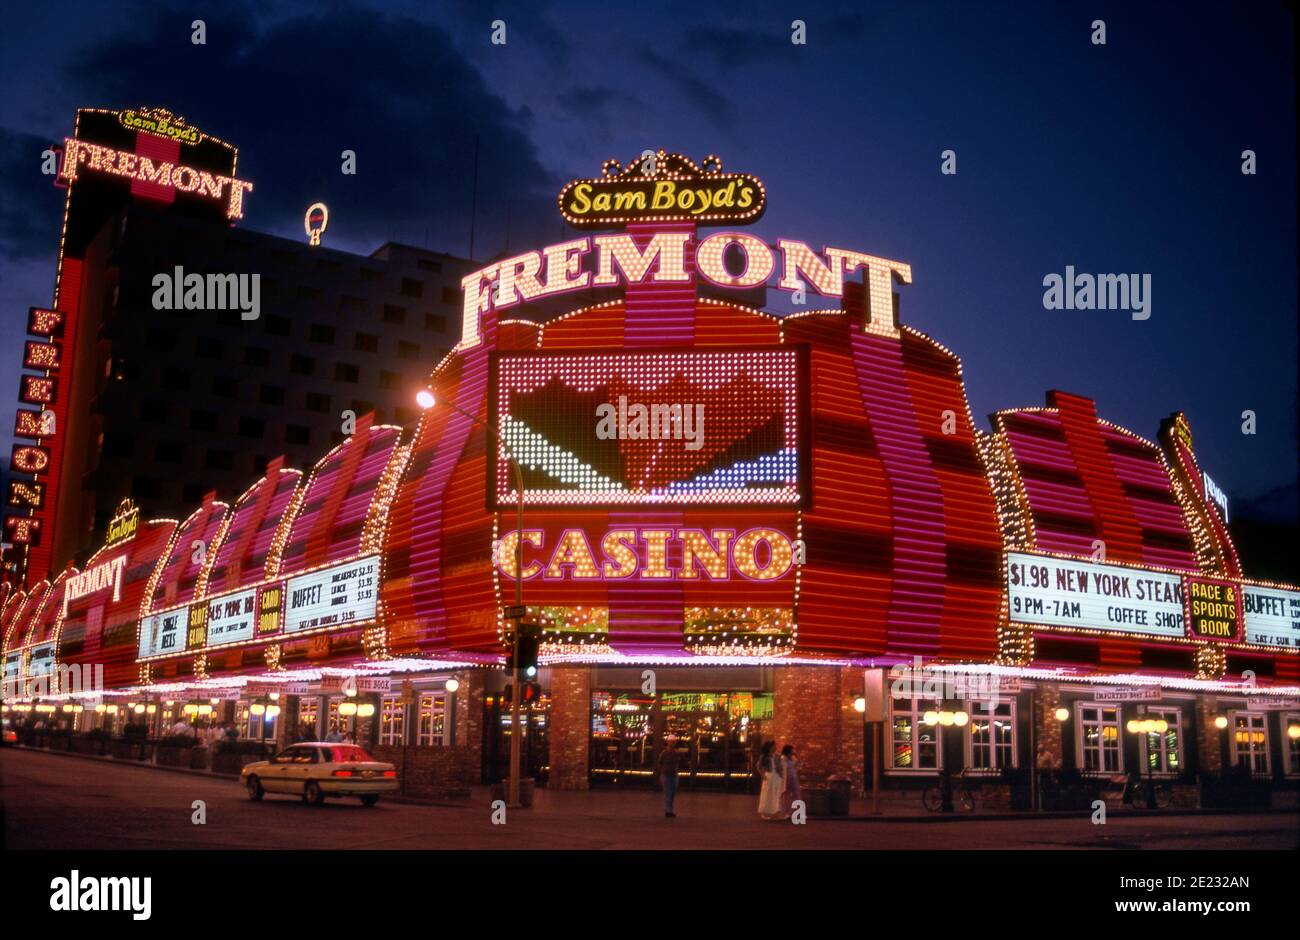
[921,769,975,813]
[1121,773,1173,809]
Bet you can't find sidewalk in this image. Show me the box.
[11,744,1296,822]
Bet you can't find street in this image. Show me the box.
[4,749,1297,850]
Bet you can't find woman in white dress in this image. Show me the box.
[757,741,784,820]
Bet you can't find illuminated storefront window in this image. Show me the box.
[967,700,1016,771]
[589,690,771,786]
[1141,708,1182,775]
[327,699,349,737]
[1284,714,1300,777]
[1229,711,1270,775]
[297,699,318,740]
[416,693,446,746]
[378,695,406,745]
[890,698,941,771]
[1077,704,1122,774]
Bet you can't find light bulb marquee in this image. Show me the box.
[457,153,911,349]
[58,136,253,220]
[559,151,765,228]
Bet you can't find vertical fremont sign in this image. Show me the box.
[5,307,72,575]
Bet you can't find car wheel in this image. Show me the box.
[303,781,325,805]
[246,776,264,801]
[359,794,379,807]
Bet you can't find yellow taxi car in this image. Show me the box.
[241,743,398,806]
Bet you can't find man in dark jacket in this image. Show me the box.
[657,736,682,818]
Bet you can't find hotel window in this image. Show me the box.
[416,693,447,746]
[1284,714,1300,776]
[398,340,421,360]
[1140,708,1182,775]
[1229,711,1270,775]
[378,696,406,745]
[1076,703,1122,773]
[890,698,942,771]
[967,701,1016,771]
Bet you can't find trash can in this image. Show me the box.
[827,774,852,815]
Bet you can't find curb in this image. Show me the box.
[823,806,1299,822]
[7,744,473,807]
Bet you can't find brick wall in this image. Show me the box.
[370,743,477,798]
[451,669,485,764]
[548,667,591,790]
[1195,698,1222,774]
[771,666,864,793]
[1034,683,1063,768]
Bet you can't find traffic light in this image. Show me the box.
[501,681,542,705]
[507,622,541,678]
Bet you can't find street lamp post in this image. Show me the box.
[419,388,527,807]
[1126,711,1167,810]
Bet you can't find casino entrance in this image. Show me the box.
[587,670,776,790]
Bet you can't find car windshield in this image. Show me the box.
[328,745,374,763]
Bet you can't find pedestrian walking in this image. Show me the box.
[756,741,783,820]
[657,735,681,818]
[779,744,801,818]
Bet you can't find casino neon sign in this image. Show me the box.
[495,527,803,582]
[458,231,911,348]
[58,137,253,219]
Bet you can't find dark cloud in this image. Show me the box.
[639,48,737,130]
[443,0,574,69]
[554,86,645,144]
[0,128,66,262]
[60,3,558,258]
[681,13,867,69]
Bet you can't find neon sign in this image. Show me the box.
[105,499,139,546]
[559,152,765,228]
[63,554,128,615]
[495,527,801,582]
[58,138,253,219]
[459,232,910,348]
[305,202,328,246]
[117,107,203,145]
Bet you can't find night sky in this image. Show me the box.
[0,1,1294,523]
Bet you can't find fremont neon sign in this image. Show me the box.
[59,137,254,219]
[458,232,911,348]
[494,527,803,582]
